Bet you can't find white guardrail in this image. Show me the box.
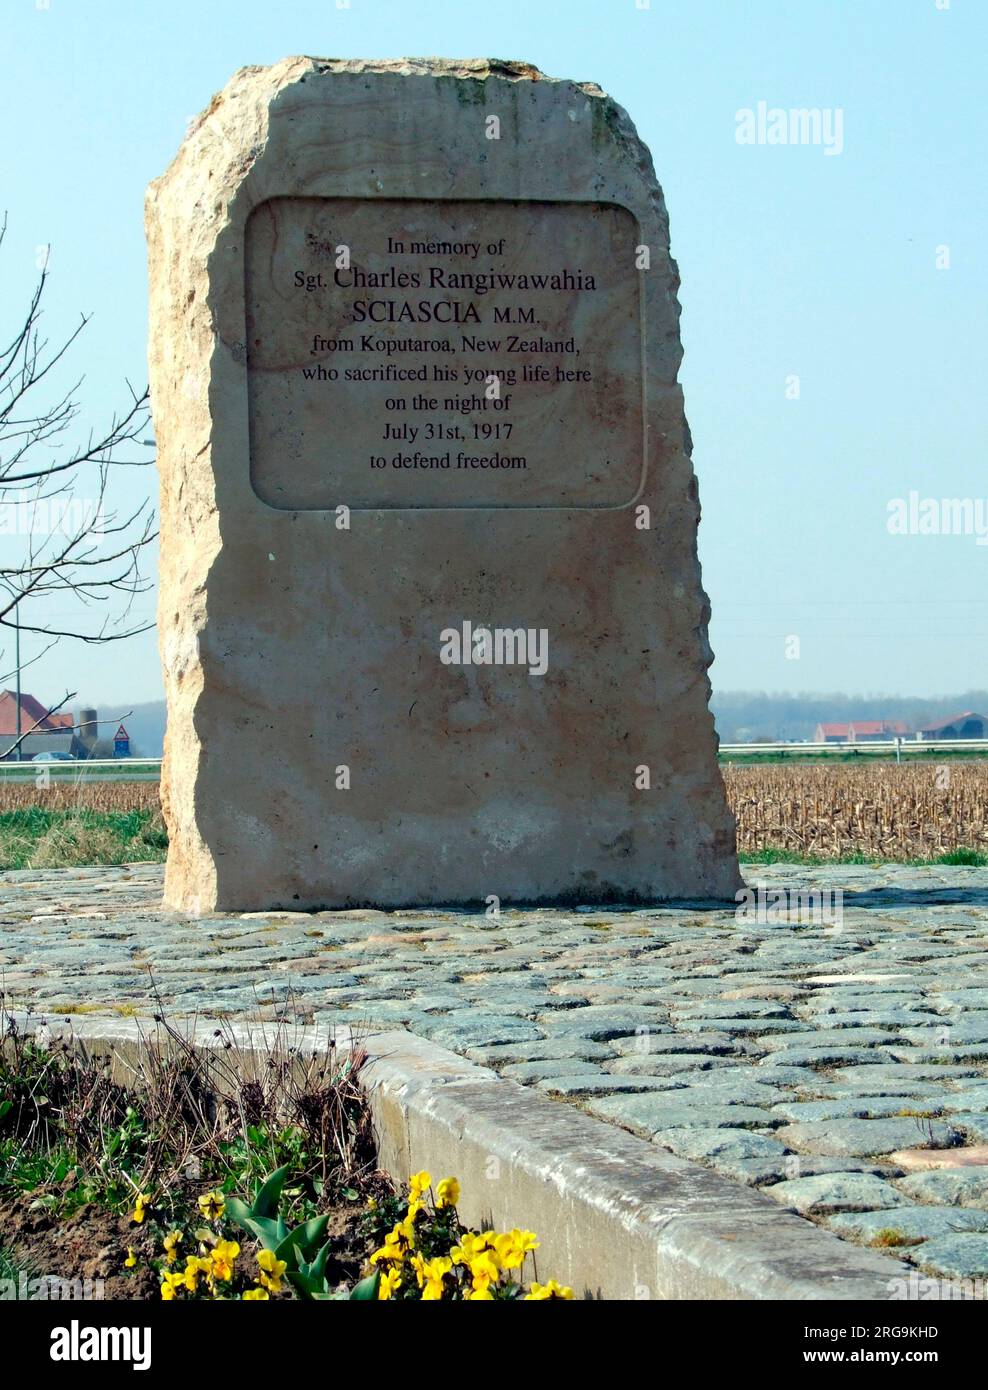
[719,739,988,755]
[1,741,988,781]
[0,758,163,781]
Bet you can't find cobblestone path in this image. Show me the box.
[4,862,988,1284]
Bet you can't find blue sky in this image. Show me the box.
[2,0,985,706]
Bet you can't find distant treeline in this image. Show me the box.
[711,691,988,745]
[117,691,988,756]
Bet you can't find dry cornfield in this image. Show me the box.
[724,761,988,860]
[0,780,160,815]
[1,764,987,862]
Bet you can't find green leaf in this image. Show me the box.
[251,1165,290,1221]
[350,1270,380,1301]
[307,1240,333,1283]
[287,1266,331,1300]
[274,1214,329,1266]
[240,1214,288,1251]
[224,1196,253,1228]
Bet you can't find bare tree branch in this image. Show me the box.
[0,214,156,660]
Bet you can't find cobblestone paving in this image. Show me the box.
[4,862,988,1283]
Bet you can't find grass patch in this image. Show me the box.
[739,847,988,867]
[0,807,167,870]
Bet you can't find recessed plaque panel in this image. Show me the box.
[245,198,643,509]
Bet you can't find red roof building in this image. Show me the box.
[814,719,908,745]
[0,689,73,737]
[0,690,88,760]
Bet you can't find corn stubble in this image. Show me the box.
[1,765,985,864]
[724,762,987,860]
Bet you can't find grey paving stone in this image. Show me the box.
[913,1233,988,1280]
[536,1075,677,1096]
[826,1207,988,1245]
[422,1014,544,1049]
[775,1118,961,1158]
[898,1016,988,1045]
[535,1004,664,1039]
[728,1157,902,1187]
[932,989,988,1009]
[604,1053,736,1076]
[766,1173,906,1216]
[651,1127,788,1162]
[897,1169,988,1208]
[498,1058,612,1083]
[667,999,794,1020]
[605,1039,739,1056]
[942,1087,988,1114]
[585,1095,777,1139]
[761,1047,897,1069]
[888,1044,988,1064]
[770,1097,944,1124]
[464,1039,616,1065]
[759,1028,899,1051]
[829,1064,983,1085]
[668,1076,791,1106]
[799,1010,941,1029]
[944,1114,988,1143]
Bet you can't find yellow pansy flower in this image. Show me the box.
[494,1228,539,1271]
[197,1190,226,1221]
[130,1192,151,1224]
[451,1232,485,1265]
[159,1271,184,1301]
[370,1229,407,1265]
[512,1228,539,1255]
[210,1239,240,1282]
[420,1255,452,1299]
[469,1250,500,1285]
[243,1288,269,1300]
[409,1252,427,1288]
[468,1285,495,1300]
[408,1170,431,1200]
[257,1249,287,1278]
[396,1215,417,1246]
[378,1267,402,1300]
[124,1248,137,1269]
[524,1279,574,1300]
[469,1251,500,1297]
[435,1177,460,1208]
[163,1230,184,1265]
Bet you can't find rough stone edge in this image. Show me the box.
[9,1011,920,1301]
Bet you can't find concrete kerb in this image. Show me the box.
[10,1012,916,1301]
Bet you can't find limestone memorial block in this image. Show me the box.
[147,57,740,912]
